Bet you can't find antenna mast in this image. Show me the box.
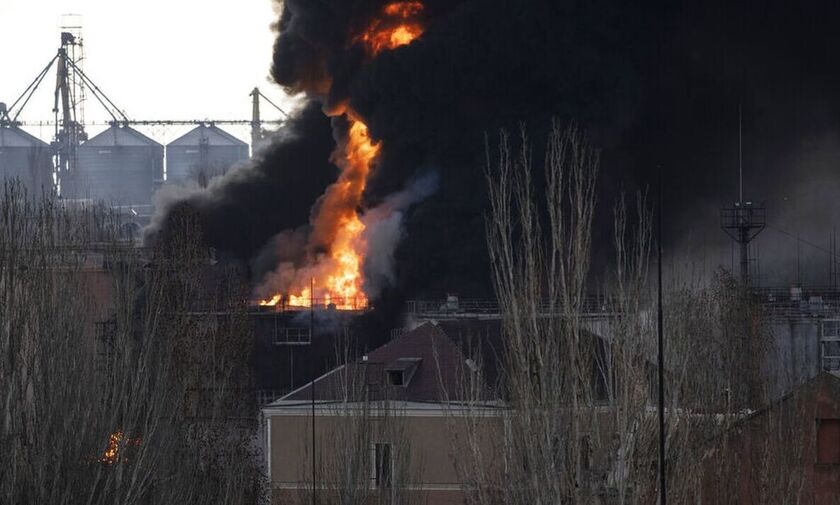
[721,105,765,285]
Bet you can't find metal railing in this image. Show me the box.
[407,290,840,321]
[754,286,840,320]
[406,296,613,319]
[250,297,370,313]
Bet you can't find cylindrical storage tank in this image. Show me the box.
[0,126,53,196]
[67,125,163,205]
[165,124,248,186]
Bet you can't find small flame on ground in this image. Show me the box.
[100,430,141,465]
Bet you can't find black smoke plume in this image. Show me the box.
[147,101,337,269]
[271,0,840,290]
[152,0,840,301]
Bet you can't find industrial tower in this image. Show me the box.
[721,201,765,285]
[721,108,765,285]
[3,29,288,199]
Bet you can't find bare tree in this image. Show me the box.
[450,121,805,505]
[450,121,603,505]
[0,181,264,505]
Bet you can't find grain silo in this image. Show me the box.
[68,125,163,205]
[0,126,53,195]
[165,124,248,186]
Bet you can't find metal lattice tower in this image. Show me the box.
[721,202,765,285]
[60,15,86,127]
[721,106,765,285]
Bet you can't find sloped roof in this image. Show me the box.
[698,372,840,454]
[273,318,621,407]
[167,124,247,147]
[0,126,49,148]
[281,322,493,403]
[82,125,161,148]
[437,319,505,391]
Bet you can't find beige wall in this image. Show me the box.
[267,408,501,504]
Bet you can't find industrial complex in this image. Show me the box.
[0,28,283,221]
[4,3,840,503]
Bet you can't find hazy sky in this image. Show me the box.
[0,0,297,143]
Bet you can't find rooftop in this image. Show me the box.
[277,321,498,404]
[168,124,248,147]
[0,126,49,148]
[82,125,162,148]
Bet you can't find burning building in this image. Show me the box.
[144,0,840,344]
[147,0,636,309]
[254,2,431,311]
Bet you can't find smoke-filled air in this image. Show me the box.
[5,0,840,504]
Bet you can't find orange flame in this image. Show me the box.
[100,430,141,465]
[259,2,424,311]
[357,1,425,54]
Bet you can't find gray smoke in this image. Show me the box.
[361,171,439,297]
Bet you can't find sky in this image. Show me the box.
[0,0,297,144]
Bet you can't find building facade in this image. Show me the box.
[262,322,502,505]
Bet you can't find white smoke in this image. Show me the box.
[361,172,439,298]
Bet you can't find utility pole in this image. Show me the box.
[250,87,288,156]
[310,277,316,505]
[657,165,667,505]
[250,87,262,155]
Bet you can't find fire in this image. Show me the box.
[259,1,424,311]
[100,430,141,465]
[384,1,424,17]
[357,1,425,54]
[258,294,282,307]
[266,118,378,310]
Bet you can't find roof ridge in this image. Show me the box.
[84,125,162,147]
[0,126,49,147]
[167,124,248,147]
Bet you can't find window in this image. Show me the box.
[822,340,840,372]
[372,443,392,488]
[817,419,840,464]
[387,370,404,386]
[384,358,421,387]
[820,320,840,371]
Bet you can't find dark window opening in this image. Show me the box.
[817,419,840,465]
[384,358,421,387]
[374,443,392,488]
[387,370,404,386]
